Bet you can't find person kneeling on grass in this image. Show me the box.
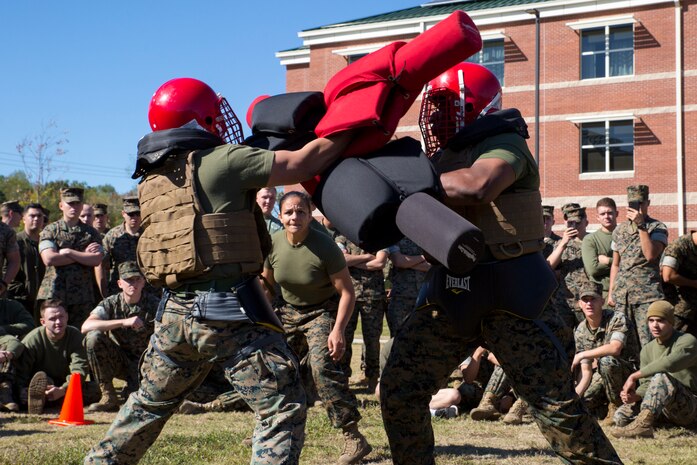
[611,301,697,438]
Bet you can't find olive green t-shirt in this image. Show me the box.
[186,144,275,285]
[265,228,346,306]
[437,132,539,192]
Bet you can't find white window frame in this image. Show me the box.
[568,16,637,80]
[466,37,505,86]
[571,115,635,177]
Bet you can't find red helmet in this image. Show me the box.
[148,77,243,144]
[419,62,502,157]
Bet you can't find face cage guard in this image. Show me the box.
[217,97,244,144]
[419,87,465,158]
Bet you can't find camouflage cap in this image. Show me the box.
[93,203,108,216]
[627,185,649,203]
[542,205,555,218]
[60,187,84,203]
[647,300,674,326]
[118,261,143,280]
[562,203,586,222]
[122,196,140,214]
[0,200,23,214]
[578,281,603,300]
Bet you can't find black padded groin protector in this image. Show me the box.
[243,91,325,152]
[415,253,558,339]
[311,137,441,252]
[396,192,484,275]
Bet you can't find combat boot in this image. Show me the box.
[600,402,620,427]
[338,422,372,464]
[611,409,655,439]
[87,382,119,412]
[179,398,225,415]
[0,380,19,412]
[502,398,527,425]
[27,371,48,414]
[470,392,500,421]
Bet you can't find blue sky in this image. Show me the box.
[0,1,418,194]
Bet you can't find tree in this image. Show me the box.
[15,121,68,203]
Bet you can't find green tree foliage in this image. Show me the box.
[0,170,131,227]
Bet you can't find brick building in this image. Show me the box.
[276,0,694,237]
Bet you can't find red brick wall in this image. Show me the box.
[283,1,696,237]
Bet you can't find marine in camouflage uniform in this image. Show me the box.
[609,185,668,348]
[548,203,593,328]
[82,262,159,410]
[660,231,697,336]
[85,78,350,465]
[0,219,20,298]
[99,197,143,298]
[386,237,429,336]
[381,64,620,464]
[336,235,387,384]
[7,203,46,321]
[573,282,638,421]
[612,301,697,437]
[37,188,104,329]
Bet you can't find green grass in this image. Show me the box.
[1,346,696,464]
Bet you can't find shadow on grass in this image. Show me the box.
[435,444,556,459]
[0,428,46,437]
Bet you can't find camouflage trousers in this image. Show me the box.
[582,356,635,409]
[85,296,307,465]
[386,293,418,337]
[83,331,139,389]
[280,301,361,429]
[341,298,385,379]
[640,373,697,426]
[380,305,622,465]
[65,301,94,331]
[614,301,653,347]
[483,365,511,397]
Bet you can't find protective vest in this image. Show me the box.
[436,116,544,261]
[137,151,264,288]
[464,191,545,260]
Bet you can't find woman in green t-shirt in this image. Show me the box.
[262,191,372,464]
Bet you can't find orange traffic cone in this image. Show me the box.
[48,373,94,426]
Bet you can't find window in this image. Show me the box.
[580,120,634,173]
[581,25,633,79]
[466,39,504,85]
[347,53,367,65]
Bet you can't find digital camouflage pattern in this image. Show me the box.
[335,235,385,379]
[638,373,697,425]
[7,231,45,315]
[543,233,560,259]
[280,300,361,429]
[102,223,141,297]
[84,292,160,388]
[85,297,307,465]
[380,305,622,465]
[386,237,427,336]
[551,239,592,327]
[482,364,512,397]
[611,219,667,304]
[612,218,668,346]
[661,233,697,332]
[37,219,102,327]
[574,310,637,408]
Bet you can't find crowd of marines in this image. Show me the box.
[0,62,696,465]
[1,179,696,460]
